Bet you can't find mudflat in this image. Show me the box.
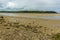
[0,16,60,40]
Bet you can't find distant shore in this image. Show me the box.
[0,11,57,13]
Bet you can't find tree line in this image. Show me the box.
[0,11,57,13]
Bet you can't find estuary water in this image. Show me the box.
[0,13,60,20]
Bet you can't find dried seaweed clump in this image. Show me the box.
[52,33,60,40]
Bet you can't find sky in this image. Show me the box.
[0,0,60,13]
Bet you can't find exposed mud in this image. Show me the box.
[0,16,59,40]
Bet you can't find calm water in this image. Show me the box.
[23,16,60,20]
[35,16,60,20]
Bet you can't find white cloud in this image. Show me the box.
[0,0,60,12]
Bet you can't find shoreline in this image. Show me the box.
[0,13,60,20]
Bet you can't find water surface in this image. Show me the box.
[0,13,60,20]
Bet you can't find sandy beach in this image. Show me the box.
[0,13,60,40]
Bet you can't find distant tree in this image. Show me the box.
[0,11,57,13]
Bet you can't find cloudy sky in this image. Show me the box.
[0,0,60,13]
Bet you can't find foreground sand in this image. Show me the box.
[0,16,60,40]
